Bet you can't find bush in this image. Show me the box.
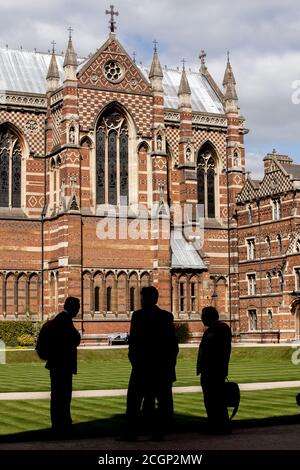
[175,322,190,343]
[0,321,41,345]
[17,334,35,347]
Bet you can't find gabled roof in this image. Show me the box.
[0,44,224,113]
[237,154,299,204]
[0,47,65,93]
[139,65,224,113]
[237,176,259,203]
[281,164,300,180]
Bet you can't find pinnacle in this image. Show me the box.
[46,51,59,80]
[63,36,77,68]
[149,50,163,79]
[178,68,191,95]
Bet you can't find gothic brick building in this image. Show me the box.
[1,19,298,342]
[237,151,300,342]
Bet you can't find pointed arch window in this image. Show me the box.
[0,127,22,208]
[96,108,128,205]
[197,149,216,218]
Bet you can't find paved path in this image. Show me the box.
[1,423,300,450]
[1,380,300,401]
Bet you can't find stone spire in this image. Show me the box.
[223,52,238,102]
[149,40,163,96]
[149,41,163,80]
[63,28,77,81]
[46,44,60,92]
[178,61,191,96]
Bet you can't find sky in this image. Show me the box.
[1,0,300,179]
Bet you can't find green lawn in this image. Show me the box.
[0,389,299,437]
[0,347,299,393]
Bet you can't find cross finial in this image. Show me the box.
[181,58,186,71]
[68,26,73,40]
[132,51,136,63]
[105,5,119,33]
[153,39,158,53]
[51,40,56,54]
[199,49,206,65]
[227,50,230,63]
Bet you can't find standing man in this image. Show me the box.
[197,306,232,434]
[124,286,179,441]
[46,296,81,435]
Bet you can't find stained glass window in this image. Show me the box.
[96,108,129,205]
[0,128,22,208]
[12,142,21,208]
[207,165,215,218]
[197,157,205,206]
[197,150,216,218]
[0,132,9,207]
[108,130,117,205]
[120,128,128,200]
[96,127,105,204]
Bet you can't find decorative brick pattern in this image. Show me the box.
[51,105,62,148]
[78,88,152,136]
[0,109,45,155]
[79,39,151,95]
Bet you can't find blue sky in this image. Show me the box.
[1,0,300,178]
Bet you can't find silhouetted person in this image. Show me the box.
[46,296,81,435]
[124,286,179,441]
[196,306,232,434]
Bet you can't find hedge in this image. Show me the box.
[174,322,191,343]
[0,321,43,345]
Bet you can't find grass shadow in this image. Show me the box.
[0,412,300,444]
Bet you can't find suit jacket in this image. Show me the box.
[46,310,81,374]
[128,305,179,383]
[196,320,232,378]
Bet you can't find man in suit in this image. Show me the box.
[46,296,81,435]
[197,306,232,434]
[124,286,179,441]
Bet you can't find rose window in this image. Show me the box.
[104,60,124,83]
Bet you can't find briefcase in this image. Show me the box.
[224,380,240,419]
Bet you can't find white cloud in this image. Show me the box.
[0,0,300,174]
[245,152,265,180]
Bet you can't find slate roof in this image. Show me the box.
[0,47,224,113]
[171,230,206,270]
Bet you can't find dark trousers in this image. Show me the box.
[200,374,230,432]
[50,369,73,431]
[126,370,173,437]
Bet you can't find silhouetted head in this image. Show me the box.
[64,297,80,317]
[141,286,159,308]
[201,306,219,327]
